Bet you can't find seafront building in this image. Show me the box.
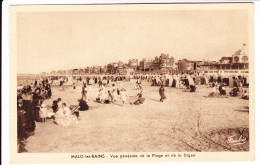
[197,45,249,76]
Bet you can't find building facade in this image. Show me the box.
[140,58,153,71]
[197,45,249,76]
[128,59,139,70]
[159,53,175,69]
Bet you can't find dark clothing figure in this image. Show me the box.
[223,78,229,86]
[21,100,36,133]
[35,87,41,94]
[219,85,226,95]
[17,106,28,153]
[151,79,156,86]
[190,85,196,92]
[201,77,206,85]
[184,79,189,88]
[159,86,166,102]
[52,101,58,113]
[78,100,89,111]
[217,76,222,84]
[98,80,102,87]
[27,85,31,93]
[17,104,27,139]
[229,87,238,96]
[60,81,63,86]
[104,99,110,104]
[42,80,45,88]
[32,99,40,122]
[47,88,52,98]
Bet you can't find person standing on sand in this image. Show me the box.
[39,104,47,123]
[121,87,127,104]
[159,85,166,102]
[81,84,87,100]
[112,84,117,102]
[34,80,37,87]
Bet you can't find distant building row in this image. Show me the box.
[46,45,249,76]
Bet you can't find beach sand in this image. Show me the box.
[24,81,249,152]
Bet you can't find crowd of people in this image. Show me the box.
[17,78,80,152]
[17,73,249,152]
[80,79,144,106]
[17,78,52,152]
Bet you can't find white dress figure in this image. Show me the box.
[112,85,117,101]
[175,75,180,88]
[121,88,127,104]
[188,76,195,86]
[39,104,47,122]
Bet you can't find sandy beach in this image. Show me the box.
[23,80,249,152]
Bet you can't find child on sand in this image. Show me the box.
[39,104,47,123]
[112,84,117,102]
[121,87,127,104]
[108,90,114,103]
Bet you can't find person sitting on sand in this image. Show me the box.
[131,93,145,105]
[241,88,249,100]
[229,87,238,97]
[219,83,226,95]
[54,103,78,127]
[78,99,89,111]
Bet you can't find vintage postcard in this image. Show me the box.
[9,3,254,163]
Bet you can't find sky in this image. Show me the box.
[17,9,249,74]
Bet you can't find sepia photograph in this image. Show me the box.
[7,2,255,163]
